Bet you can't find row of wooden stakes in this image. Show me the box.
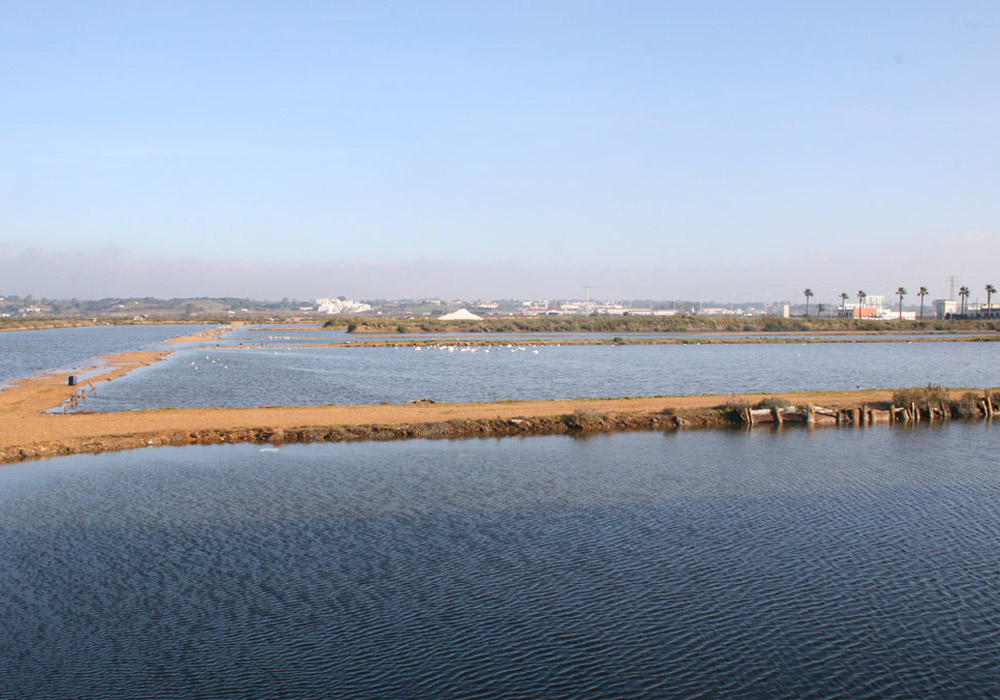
[741,393,997,427]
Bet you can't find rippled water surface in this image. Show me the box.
[83,340,1000,410]
[0,324,212,385]
[2,424,999,699]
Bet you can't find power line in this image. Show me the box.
[945,275,958,300]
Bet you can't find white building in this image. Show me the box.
[934,299,957,319]
[316,298,372,315]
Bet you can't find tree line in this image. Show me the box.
[803,283,998,319]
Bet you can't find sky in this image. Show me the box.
[2,0,999,304]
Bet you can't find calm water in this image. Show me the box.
[81,340,1000,411]
[1,424,998,698]
[0,324,212,385]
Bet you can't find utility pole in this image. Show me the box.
[584,285,590,303]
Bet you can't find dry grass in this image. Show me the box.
[892,385,949,406]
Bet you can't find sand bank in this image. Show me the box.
[0,350,960,465]
[167,324,236,343]
[1,336,991,466]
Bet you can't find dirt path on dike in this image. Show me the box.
[0,345,907,464]
[2,326,975,465]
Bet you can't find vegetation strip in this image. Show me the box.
[337,316,1000,334]
[5,315,1000,335]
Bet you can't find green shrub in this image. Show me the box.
[893,384,948,406]
[724,395,751,412]
[756,396,791,409]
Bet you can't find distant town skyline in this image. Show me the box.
[3,2,999,301]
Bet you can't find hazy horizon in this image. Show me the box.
[3,233,997,306]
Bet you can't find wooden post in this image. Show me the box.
[850,408,860,425]
[806,404,815,426]
[772,406,783,424]
[986,391,995,419]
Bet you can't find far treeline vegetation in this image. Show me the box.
[5,294,1000,334]
[330,315,1000,334]
[0,295,322,331]
[0,295,310,317]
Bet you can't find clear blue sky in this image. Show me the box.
[2,1,999,302]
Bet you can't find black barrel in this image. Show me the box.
[68,376,77,386]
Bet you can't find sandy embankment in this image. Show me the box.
[0,345,909,465]
[167,324,237,343]
[1,327,985,465]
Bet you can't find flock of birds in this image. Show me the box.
[415,344,541,354]
[188,355,229,371]
[184,342,548,373]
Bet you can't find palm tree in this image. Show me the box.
[959,286,970,316]
[803,289,813,317]
[839,292,849,315]
[857,290,867,319]
[987,284,997,318]
[918,286,928,319]
[817,303,825,317]
[896,287,907,320]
